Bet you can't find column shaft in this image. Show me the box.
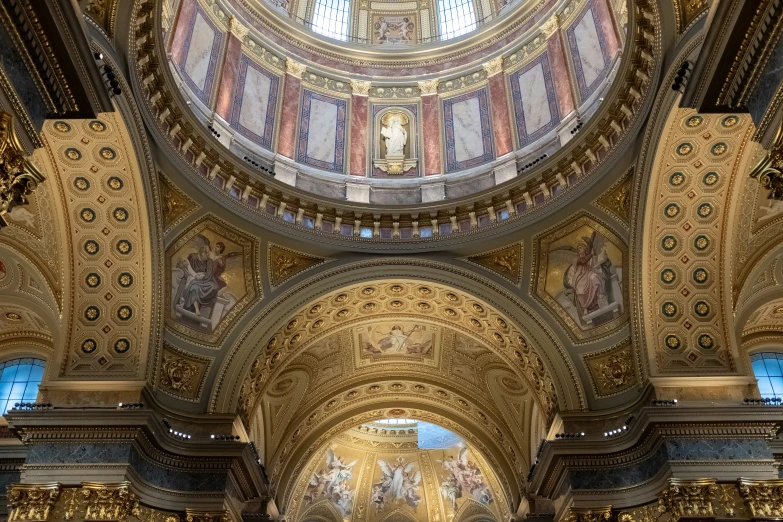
[421,94,442,175]
[349,94,369,176]
[487,72,513,156]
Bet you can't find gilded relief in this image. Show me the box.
[534,214,627,341]
[595,167,633,226]
[159,172,197,233]
[465,242,522,285]
[166,217,259,343]
[268,243,326,288]
[158,344,212,400]
[357,322,435,359]
[582,340,637,397]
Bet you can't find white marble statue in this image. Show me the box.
[381,114,407,157]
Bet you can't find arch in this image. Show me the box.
[214,261,586,419]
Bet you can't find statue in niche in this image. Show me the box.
[381,113,408,158]
[374,111,417,176]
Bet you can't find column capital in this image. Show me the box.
[482,56,504,76]
[417,79,439,95]
[350,80,372,96]
[285,59,306,79]
[540,14,560,38]
[227,17,249,40]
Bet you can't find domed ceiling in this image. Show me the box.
[290,419,509,522]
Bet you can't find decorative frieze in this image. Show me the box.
[0,113,45,228]
[738,479,783,518]
[658,479,719,518]
[81,482,139,522]
[7,483,61,522]
[566,506,612,522]
[185,509,231,522]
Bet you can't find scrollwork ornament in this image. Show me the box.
[750,123,783,200]
[7,483,61,522]
[566,507,612,522]
[0,113,45,228]
[81,482,139,522]
[738,478,783,518]
[417,79,439,95]
[658,478,718,517]
[160,354,198,393]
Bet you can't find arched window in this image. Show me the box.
[311,0,350,41]
[437,0,477,40]
[751,352,783,398]
[0,358,45,414]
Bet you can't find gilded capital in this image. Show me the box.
[540,15,560,38]
[8,483,61,522]
[566,507,612,522]
[738,479,783,518]
[81,482,139,522]
[227,17,249,40]
[418,79,439,95]
[482,56,504,76]
[285,59,307,79]
[350,80,372,96]
[0,112,44,228]
[658,478,719,518]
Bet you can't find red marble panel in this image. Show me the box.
[488,73,513,157]
[170,0,195,65]
[349,95,369,176]
[214,35,243,121]
[277,74,301,158]
[594,0,620,59]
[547,34,576,117]
[421,94,442,175]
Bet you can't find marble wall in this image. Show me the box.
[177,5,223,104]
[567,3,610,101]
[297,89,348,172]
[509,52,560,147]
[442,88,495,172]
[229,55,280,150]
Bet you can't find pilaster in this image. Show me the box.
[277,59,306,159]
[214,18,249,122]
[483,57,513,157]
[418,79,442,175]
[349,80,371,176]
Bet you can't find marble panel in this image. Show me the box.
[178,7,222,104]
[567,4,610,100]
[443,88,495,172]
[230,55,280,150]
[510,53,560,146]
[296,90,347,172]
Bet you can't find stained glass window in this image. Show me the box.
[311,0,351,41]
[438,0,477,40]
[751,352,783,398]
[0,358,45,415]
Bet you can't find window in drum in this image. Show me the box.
[438,0,477,40]
[311,0,351,41]
[751,352,783,399]
[0,358,45,415]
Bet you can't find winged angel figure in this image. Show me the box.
[304,449,358,516]
[548,230,618,326]
[172,233,242,331]
[371,457,422,511]
[439,447,493,509]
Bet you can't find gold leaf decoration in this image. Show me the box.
[268,243,326,288]
[582,340,637,397]
[159,172,197,233]
[465,242,523,285]
[595,167,633,226]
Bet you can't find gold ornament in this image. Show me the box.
[0,113,44,228]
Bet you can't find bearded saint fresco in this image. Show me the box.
[438,447,493,509]
[304,449,358,516]
[543,226,624,331]
[171,232,244,332]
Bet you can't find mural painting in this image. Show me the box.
[438,447,493,509]
[534,214,627,340]
[371,457,423,511]
[167,218,258,341]
[358,322,434,359]
[304,449,359,516]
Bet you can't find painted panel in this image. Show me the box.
[297,89,347,172]
[509,52,560,146]
[567,5,610,100]
[178,7,223,104]
[442,88,494,172]
[230,55,280,150]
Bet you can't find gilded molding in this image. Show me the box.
[738,479,783,518]
[185,509,231,522]
[81,482,139,522]
[658,478,719,518]
[7,483,61,522]
[0,112,45,228]
[227,17,249,39]
[566,506,611,522]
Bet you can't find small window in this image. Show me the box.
[751,352,783,398]
[311,0,350,41]
[0,358,45,414]
[437,0,477,40]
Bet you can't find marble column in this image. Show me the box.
[419,79,442,175]
[214,18,248,122]
[349,80,371,176]
[545,21,576,118]
[483,57,513,157]
[594,0,621,59]
[277,59,306,159]
[169,0,195,64]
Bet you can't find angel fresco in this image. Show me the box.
[304,449,358,516]
[361,323,433,357]
[172,233,242,332]
[547,229,623,329]
[438,447,493,510]
[371,457,422,512]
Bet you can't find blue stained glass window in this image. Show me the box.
[311,0,350,41]
[438,0,477,40]
[751,352,783,399]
